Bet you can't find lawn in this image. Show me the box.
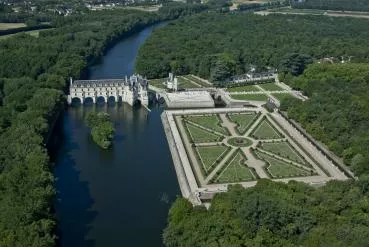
[177,76,201,88]
[256,151,311,178]
[185,122,222,143]
[183,75,210,87]
[230,93,268,101]
[228,112,258,134]
[185,114,229,135]
[227,85,261,92]
[252,119,283,139]
[0,23,26,30]
[216,151,255,183]
[260,141,307,165]
[271,93,296,102]
[196,145,230,173]
[258,83,283,91]
[149,78,167,89]
[0,28,53,40]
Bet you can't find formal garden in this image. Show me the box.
[174,109,328,186]
[215,150,257,183]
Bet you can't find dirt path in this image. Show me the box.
[241,148,269,178]
[219,113,238,136]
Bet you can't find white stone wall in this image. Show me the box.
[67,78,148,106]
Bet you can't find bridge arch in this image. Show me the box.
[134,99,141,106]
[71,97,83,105]
[84,97,95,105]
[107,96,117,104]
[96,96,107,105]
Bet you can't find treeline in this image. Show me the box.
[86,112,115,149]
[164,179,369,247]
[280,63,369,175]
[0,12,54,23]
[135,13,369,83]
[292,0,369,12]
[0,5,205,246]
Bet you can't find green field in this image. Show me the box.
[0,23,26,30]
[183,75,210,87]
[259,83,283,91]
[185,115,229,135]
[252,119,283,139]
[227,85,261,92]
[196,145,230,173]
[228,112,258,134]
[230,93,269,101]
[271,93,296,102]
[256,151,311,178]
[177,76,201,88]
[0,29,53,40]
[185,122,222,143]
[216,151,255,183]
[260,141,307,165]
[149,78,167,89]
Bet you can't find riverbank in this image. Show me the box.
[0,6,206,246]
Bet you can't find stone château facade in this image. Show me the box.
[67,74,149,106]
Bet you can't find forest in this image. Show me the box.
[164,179,369,247]
[0,4,206,246]
[135,12,369,82]
[292,0,369,12]
[280,63,369,175]
[85,112,115,149]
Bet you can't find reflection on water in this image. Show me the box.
[53,21,179,247]
[53,104,180,247]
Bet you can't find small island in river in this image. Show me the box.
[86,112,115,149]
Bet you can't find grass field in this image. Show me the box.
[260,141,306,165]
[256,151,311,178]
[259,83,283,91]
[231,93,268,101]
[228,112,258,134]
[185,122,222,143]
[227,85,261,92]
[177,76,201,88]
[271,93,296,102]
[196,145,230,173]
[186,115,229,135]
[0,23,26,30]
[252,119,283,139]
[0,29,53,40]
[149,78,167,89]
[216,151,255,183]
[183,75,210,87]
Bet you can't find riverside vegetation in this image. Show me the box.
[85,112,115,149]
[0,4,206,246]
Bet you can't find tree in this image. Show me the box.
[280,53,313,76]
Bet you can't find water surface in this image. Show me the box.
[52,23,179,247]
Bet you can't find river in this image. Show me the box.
[51,23,180,247]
